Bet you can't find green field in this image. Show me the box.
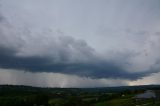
[0,85,160,106]
[95,96,160,106]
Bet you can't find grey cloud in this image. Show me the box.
[0,0,160,83]
[0,45,159,80]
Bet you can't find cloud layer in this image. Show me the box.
[0,0,160,87]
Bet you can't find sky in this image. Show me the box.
[0,0,160,87]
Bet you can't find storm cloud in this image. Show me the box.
[0,21,159,80]
[0,0,160,87]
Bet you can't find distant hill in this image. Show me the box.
[0,84,160,93]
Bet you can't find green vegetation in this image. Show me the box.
[0,85,160,106]
[94,94,160,106]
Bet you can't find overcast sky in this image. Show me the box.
[0,0,160,87]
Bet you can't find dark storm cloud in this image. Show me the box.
[0,0,160,83]
[0,45,158,80]
[0,15,159,81]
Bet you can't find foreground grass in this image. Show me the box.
[94,94,160,106]
[94,98,134,106]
